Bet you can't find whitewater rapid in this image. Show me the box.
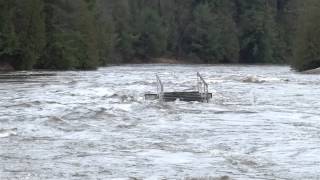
[0,65,319,179]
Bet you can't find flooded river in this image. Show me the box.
[0,65,319,179]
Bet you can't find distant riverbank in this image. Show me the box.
[0,62,14,71]
[302,67,320,74]
[2,58,319,74]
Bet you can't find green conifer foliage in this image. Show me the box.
[75,0,99,69]
[237,0,278,63]
[16,0,46,70]
[0,1,19,65]
[190,1,239,63]
[0,0,319,70]
[134,7,167,59]
[41,0,99,70]
[292,0,320,71]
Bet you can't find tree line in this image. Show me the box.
[0,0,319,71]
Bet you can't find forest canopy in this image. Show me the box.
[0,0,319,71]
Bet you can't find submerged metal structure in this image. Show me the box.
[145,72,212,103]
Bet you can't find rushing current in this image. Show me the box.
[0,65,319,180]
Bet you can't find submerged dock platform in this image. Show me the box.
[145,73,212,103]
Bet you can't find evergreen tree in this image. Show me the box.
[292,0,320,71]
[75,0,99,69]
[274,0,297,63]
[41,0,99,70]
[40,0,78,69]
[0,1,19,66]
[96,18,115,65]
[15,0,46,70]
[237,0,278,63]
[190,1,239,63]
[96,1,115,65]
[1,0,319,70]
[170,0,194,59]
[134,7,167,59]
[112,0,135,62]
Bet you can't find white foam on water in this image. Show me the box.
[0,128,17,138]
[0,65,320,179]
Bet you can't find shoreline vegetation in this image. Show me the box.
[0,62,14,71]
[0,57,315,71]
[0,58,295,71]
[1,0,320,72]
[301,68,320,74]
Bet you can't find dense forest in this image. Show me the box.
[0,0,319,71]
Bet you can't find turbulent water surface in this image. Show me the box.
[0,65,319,180]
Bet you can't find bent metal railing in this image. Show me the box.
[197,72,209,102]
[156,74,164,101]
